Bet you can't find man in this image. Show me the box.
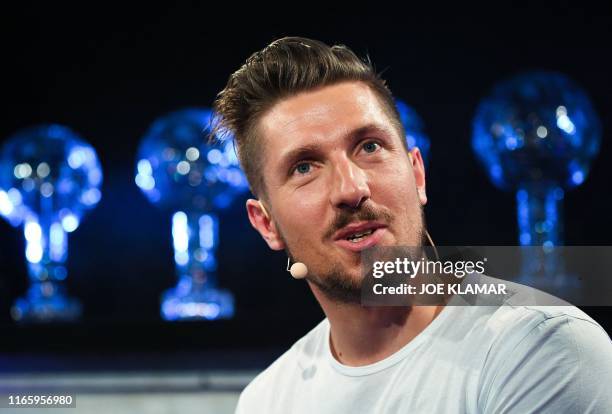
[213,37,612,413]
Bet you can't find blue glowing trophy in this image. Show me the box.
[396,99,431,165]
[135,108,248,320]
[472,72,601,287]
[0,125,103,322]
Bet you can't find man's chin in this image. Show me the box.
[309,269,364,305]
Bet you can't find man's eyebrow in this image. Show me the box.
[278,123,393,171]
[278,144,323,173]
[351,124,394,139]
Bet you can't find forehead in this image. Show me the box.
[259,81,392,145]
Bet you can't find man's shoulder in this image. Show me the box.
[478,299,609,356]
[235,318,329,411]
[491,303,605,331]
[477,304,612,412]
[466,274,609,341]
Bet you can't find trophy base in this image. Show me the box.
[161,287,234,321]
[11,293,82,323]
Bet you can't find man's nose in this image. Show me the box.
[329,156,371,210]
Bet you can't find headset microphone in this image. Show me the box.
[258,200,309,279]
[287,259,308,279]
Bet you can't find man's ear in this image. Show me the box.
[409,148,427,206]
[246,199,286,251]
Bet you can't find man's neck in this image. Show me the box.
[310,284,444,367]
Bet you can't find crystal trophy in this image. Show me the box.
[0,125,103,322]
[472,71,601,290]
[135,108,248,320]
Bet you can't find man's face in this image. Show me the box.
[247,81,428,303]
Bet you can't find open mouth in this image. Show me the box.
[333,222,387,252]
[345,229,375,243]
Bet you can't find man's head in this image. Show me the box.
[213,37,428,303]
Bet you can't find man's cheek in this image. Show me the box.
[381,178,416,205]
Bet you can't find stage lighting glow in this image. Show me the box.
[207,149,222,164]
[50,222,66,262]
[536,126,548,138]
[186,147,200,161]
[37,162,50,178]
[8,187,22,204]
[505,135,519,150]
[24,220,42,241]
[81,188,101,206]
[395,100,431,165]
[162,299,221,320]
[0,124,103,322]
[174,251,189,266]
[135,173,155,191]
[571,170,584,185]
[0,190,13,216]
[172,211,189,253]
[176,161,190,175]
[88,169,102,186]
[25,239,43,264]
[14,163,32,179]
[137,159,153,176]
[61,213,79,232]
[40,182,54,197]
[198,214,214,250]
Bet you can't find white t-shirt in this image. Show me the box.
[236,278,612,413]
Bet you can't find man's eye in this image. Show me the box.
[362,141,380,153]
[294,162,311,175]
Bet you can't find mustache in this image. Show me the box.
[323,203,394,240]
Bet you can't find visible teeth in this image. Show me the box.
[347,229,373,241]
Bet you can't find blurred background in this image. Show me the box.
[1,4,611,413]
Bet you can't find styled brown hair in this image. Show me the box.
[212,36,404,199]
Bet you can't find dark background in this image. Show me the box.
[0,5,610,362]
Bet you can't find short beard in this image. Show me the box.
[306,260,363,305]
[282,203,428,305]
